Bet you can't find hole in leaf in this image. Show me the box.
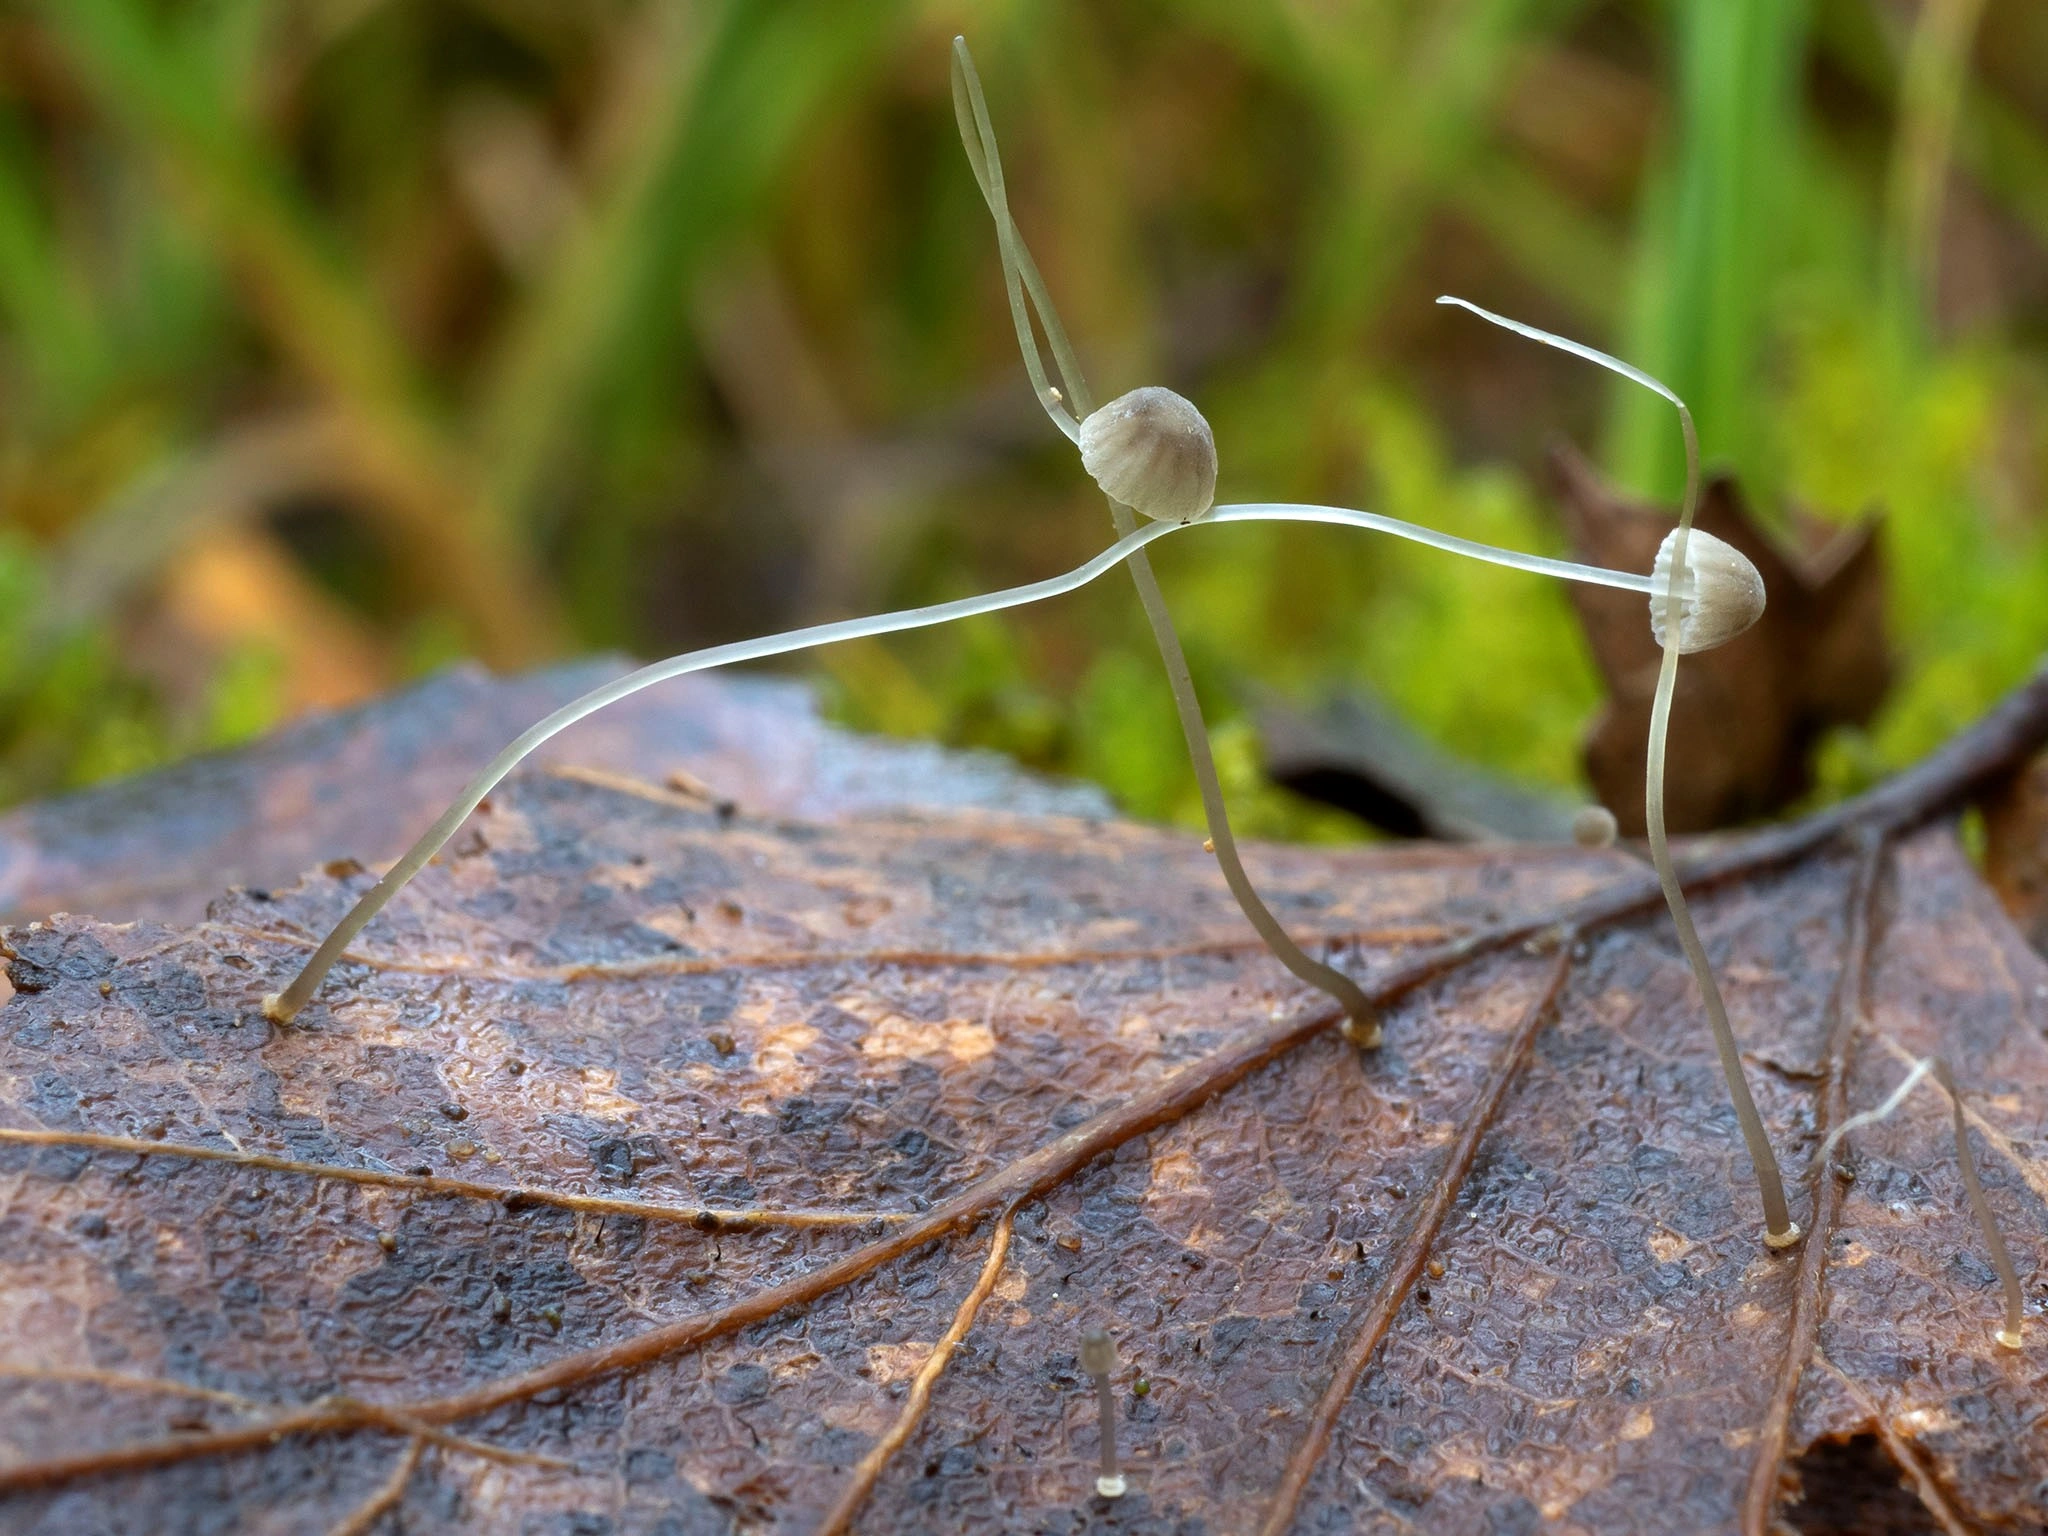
[1784,1433,1941,1536]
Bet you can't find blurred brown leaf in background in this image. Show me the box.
[1551,446,1895,835]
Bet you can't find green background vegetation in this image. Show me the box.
[0,0,2044,837]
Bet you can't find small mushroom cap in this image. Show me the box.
[1571,805,1618,848]
[1079,1328,1117,1375]
[1650,528,1766,654]
[1078,386,1218,523]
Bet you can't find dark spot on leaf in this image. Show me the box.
[593,1138,636,1183]
[1207,1315,1261,1363]
[1784,1433,1941,1535]
[715,1364,770,1406]
[624,1447,673,1485]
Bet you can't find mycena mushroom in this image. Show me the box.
[1438,295,1792,1248]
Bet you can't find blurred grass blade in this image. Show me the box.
[1610,0,1808,498]
[40,0,416,421]
[473,0,911,536]
[0,120,108,423]
[37,0,561,663]
[1814,0,2048,256]
[1887,0,1994,320]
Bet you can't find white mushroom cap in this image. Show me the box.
[1077,386,1218,523]
[1650,528,1766,654]
[1571,805,1618,848]
[1079,1329,1116,1376]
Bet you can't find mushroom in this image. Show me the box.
[1078,387,1218,525]
[1079,1328,1125,1499]
[1818,1055,2027,1351]
[1571,805,1620,849]
[948,36,1381,1042]
[1933,1058,2027,1350]
[1438,295,1797,1249]
[1650,527,1766,653]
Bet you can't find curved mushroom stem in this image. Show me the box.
[1438,296,1799,1248]
[953,37,1380,1041]
[1931,1058,2027,1349]
[1645,404,1798,1248]
[1814,1053,2027,1350]
[262,502,1656,1023]
[1813,1055,1934,1170]
[951,41,1081,445]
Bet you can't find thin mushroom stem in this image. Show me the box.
[1931,1058,2028,1349]
[954,37,1380,1041]
[952,41,1081,443]
[1079,1329,1124,1499]
[1646,406,1798,1247]
[1810,1052,2028,1350]
[1437,295,1799,1248]
[1224,504,1654,594]
[263,504,1657,1021]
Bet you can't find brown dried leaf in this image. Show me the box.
[1549,446,1895,836]
[0,662,1109,929]
[0,671,2045,1535]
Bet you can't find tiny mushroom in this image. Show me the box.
[1816,1054,2028,1350]
[1571,805,1619,849]
[1933,1058,2027,1350]
[1649,527,1766,654]
[1079,1328,1124,1499]
[1078,386,1219,524]
[1438,294,1796,1249]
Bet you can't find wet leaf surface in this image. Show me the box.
[0,660,1111,929]
[0,676,2044,1535]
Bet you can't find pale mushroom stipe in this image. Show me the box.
[1932,1059,2028,1350]
[1438,296,1794,1249]
[1080,1329,1125,1499]
[947,36,1382,1045]
[259,500,1670,1025]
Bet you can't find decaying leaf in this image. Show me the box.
[1,667,2045,1534]
[1257,686,1579,842]
[0,662,1109,930]
[1549,446,1894,836]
